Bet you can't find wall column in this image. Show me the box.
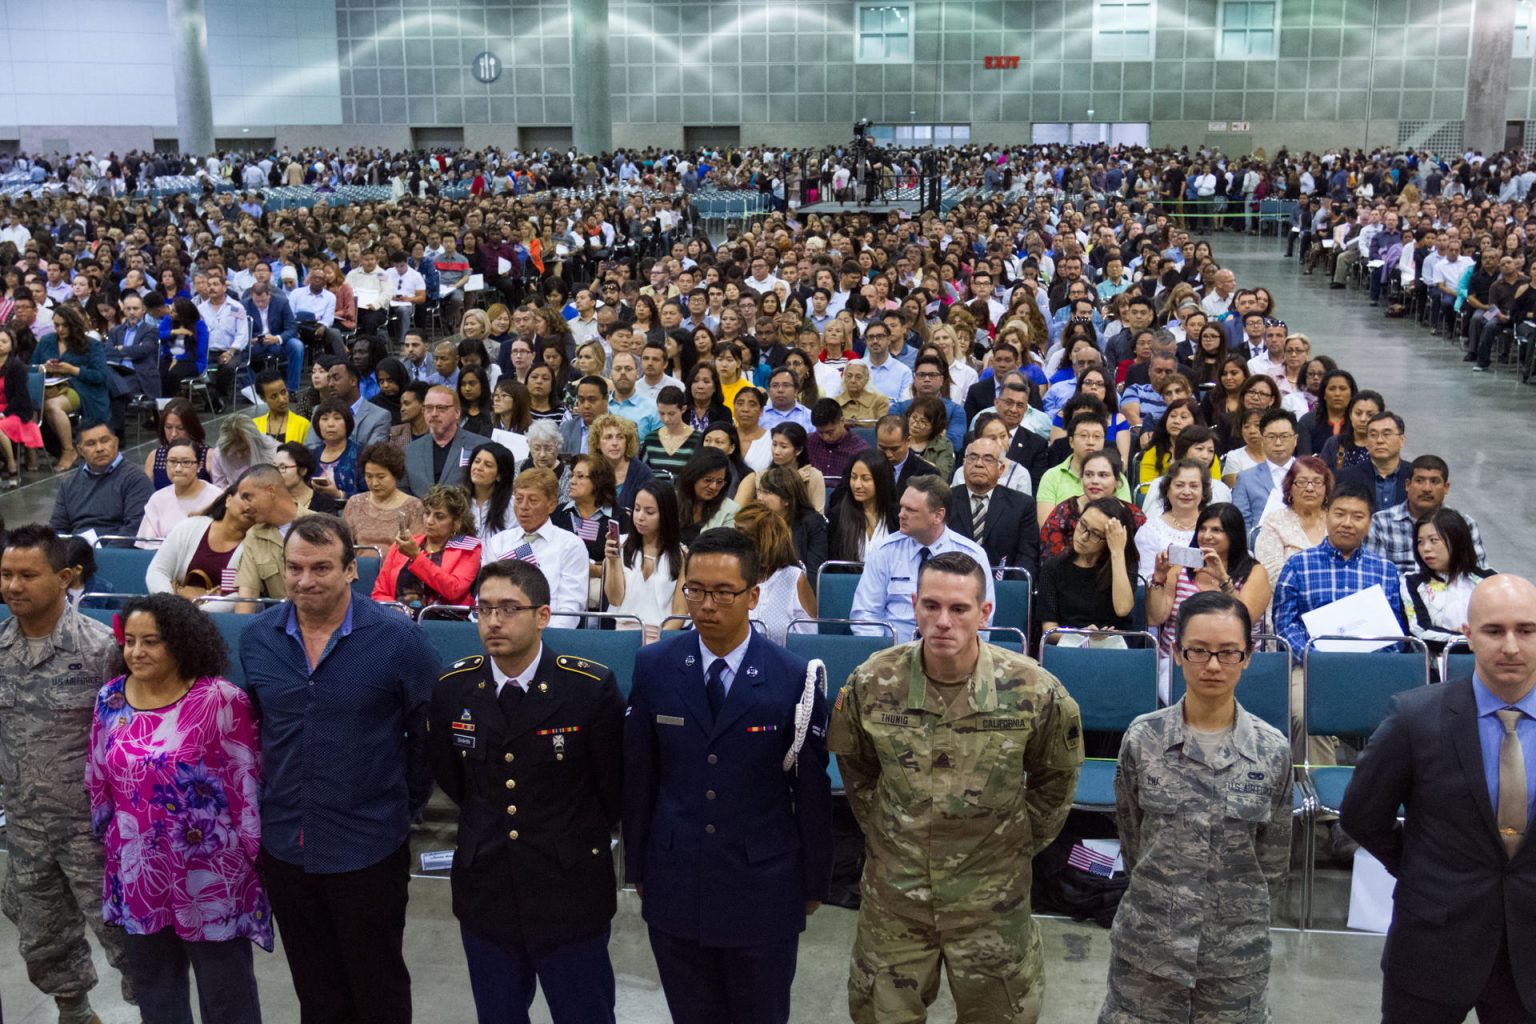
[570,0,613,154]
[1465,0,1516,155]
[166,0,215,154]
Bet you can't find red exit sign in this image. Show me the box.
[983,55,1020,69]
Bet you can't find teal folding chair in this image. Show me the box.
[1039,628,1159,811]
[352,546,384,596]
[1439,639,1474,685]
[785,620,897,795]
[207,611,251,687]
[89,541,158,594]
[992,569,1031,639]
[814,561,864,634]
[544,618,644,697]
[978,627,1028,653]
[1301,635,1429,927]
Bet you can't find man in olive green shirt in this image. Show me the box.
[235,465,300,601]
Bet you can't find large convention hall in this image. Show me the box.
[1,0,1534,1022]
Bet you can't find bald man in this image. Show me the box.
[1342,575,1536,1023]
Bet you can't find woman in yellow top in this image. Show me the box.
[251,370,311,444]
[714,341,752,410]
[1136,398,1222,488]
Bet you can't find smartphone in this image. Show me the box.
[607,520,621,543]
[1167,545,1206,569]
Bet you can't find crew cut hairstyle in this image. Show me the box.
[685,526,760,587]
[917,550,988,604]
[283,513,356,569]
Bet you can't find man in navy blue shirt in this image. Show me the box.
[240,515,440,1024]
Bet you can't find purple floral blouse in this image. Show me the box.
[86,674,273,949]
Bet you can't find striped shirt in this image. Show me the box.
[640,427,700,482]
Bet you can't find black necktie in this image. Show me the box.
[498,680,523,718]
[918,546,932,569]
[706,660,726,722]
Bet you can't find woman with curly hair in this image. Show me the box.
[86,593,270,1024]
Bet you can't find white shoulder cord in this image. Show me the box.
[783,658,824,772]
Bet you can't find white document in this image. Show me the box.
[496,256,512,274]
[419,850,454,872]
[76,528,100,547]
[465,273,485,292]
[492,428,529,464]
[1302,584,1400,652]
[1347,847,1396,933]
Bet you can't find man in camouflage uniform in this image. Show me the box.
[828,551,1082,1024]
[0,525,129,1024]
[1099,590,1292,1024]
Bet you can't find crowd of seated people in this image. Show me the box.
[3,140,1519,631]
[2,139,1533,1024]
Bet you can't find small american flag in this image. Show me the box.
[445,536,481,551]
[501,542,539,566]
[459,449,472,467]
[572,516,602,542]
[219,567,240,593]
[1067,843,1117,878]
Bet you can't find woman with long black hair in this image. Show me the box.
[826,449,899,562]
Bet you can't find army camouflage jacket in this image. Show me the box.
[1110,700,1292,986]
[828,640,1083,929]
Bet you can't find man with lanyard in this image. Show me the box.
[624,528,831,1024]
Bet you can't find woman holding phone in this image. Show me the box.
[372,485,481,611]
[603,480,686,641]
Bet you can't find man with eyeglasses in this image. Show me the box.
[427,558,625,1024]
[1337,411,1412,513]
[484,468,589,629]
[861,324,913,404]
[624,527,832,1024]
[948,436,1039,577]
[890,353,966,453]
[405,385,490,498]
[1232,409,1299,532]
[1098,590,1291,1024]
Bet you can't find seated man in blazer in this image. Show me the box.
[993,373,1053,490]
[1341,574,1536,1023]
[242,281,304,394]
[405,384,489,496]
[963,341,1021,427]
[103,292,161,429]
[303,356,390,450]
[1231,409,1298,532]
[947,435,1039,578]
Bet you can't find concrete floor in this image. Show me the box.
[0,231,1506,1021]
[0,844,1388,1024]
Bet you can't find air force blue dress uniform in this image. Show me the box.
[623,628,833,1024]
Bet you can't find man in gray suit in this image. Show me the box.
[103,292,160,431]
[559,375,608,455]
[1231,409,1298,534]
[405,385,489,496]
[304,355,390,449]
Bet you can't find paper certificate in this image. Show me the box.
[1302,584,1400,653]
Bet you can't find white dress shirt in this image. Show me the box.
[490,642,544,695]
[484,519,591,628]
